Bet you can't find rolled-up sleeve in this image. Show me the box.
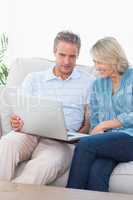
[89,81,99,129]
[117,81,133,128]
[117,112,133,128]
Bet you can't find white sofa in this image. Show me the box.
[0,57,133,194]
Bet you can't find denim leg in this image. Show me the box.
[67,132,133,190]
[67,137,95,189]
[87,158,117,191]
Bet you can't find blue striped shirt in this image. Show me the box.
[89,67,133,136]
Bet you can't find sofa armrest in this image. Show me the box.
[0,86,13,136]
[0,86,5,137]
[0,115,2,138]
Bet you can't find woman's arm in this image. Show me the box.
[91,110,133,134]
[115,83,133,128]
[91,119,122,134]
[89,82,99,129]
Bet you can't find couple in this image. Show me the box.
[0,31,133,192]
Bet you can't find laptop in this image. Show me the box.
[10,95,89,141]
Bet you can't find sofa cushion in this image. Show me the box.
[7,57,95,87]
[7,58,54,87]
[109,161,133,193]
[50,161,133,194]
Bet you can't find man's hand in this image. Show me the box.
[10,115,24,132]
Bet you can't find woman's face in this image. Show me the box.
[93,60,115,78]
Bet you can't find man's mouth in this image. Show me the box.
[63,65,71,69]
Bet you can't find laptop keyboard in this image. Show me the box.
[67,134,75,137]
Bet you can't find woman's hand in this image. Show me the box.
[90,123,106,135]
[10,115,24,132]
[91,119,122,135]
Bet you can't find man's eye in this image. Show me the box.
[60,54,65,57]
[70,55,76,59]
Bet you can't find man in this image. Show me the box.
[0,31,94,184]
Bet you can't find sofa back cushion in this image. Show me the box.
[7,57,96,87]
[7,58,54,87]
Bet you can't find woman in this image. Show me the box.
[67,37,133,192]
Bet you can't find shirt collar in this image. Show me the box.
[45,65,81,81]
[45,66,57,81]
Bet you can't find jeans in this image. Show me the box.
[67,132,133,191]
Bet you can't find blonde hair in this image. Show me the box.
[90,37,129,74]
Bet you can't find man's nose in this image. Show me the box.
[64,57,70,65]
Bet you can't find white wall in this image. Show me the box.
[9,0,133,65]
[0,0,8,34]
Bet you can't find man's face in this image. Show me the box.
[54,41,79,76]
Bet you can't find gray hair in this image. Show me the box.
[54,31,81,54]
[90,37,129,74]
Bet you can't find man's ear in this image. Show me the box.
[76,50,80,58]
[53,48,57,55]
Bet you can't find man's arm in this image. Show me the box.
[10,75,32,132]
[78,104,89,134]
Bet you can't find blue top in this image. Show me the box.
[89,67,133,136]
